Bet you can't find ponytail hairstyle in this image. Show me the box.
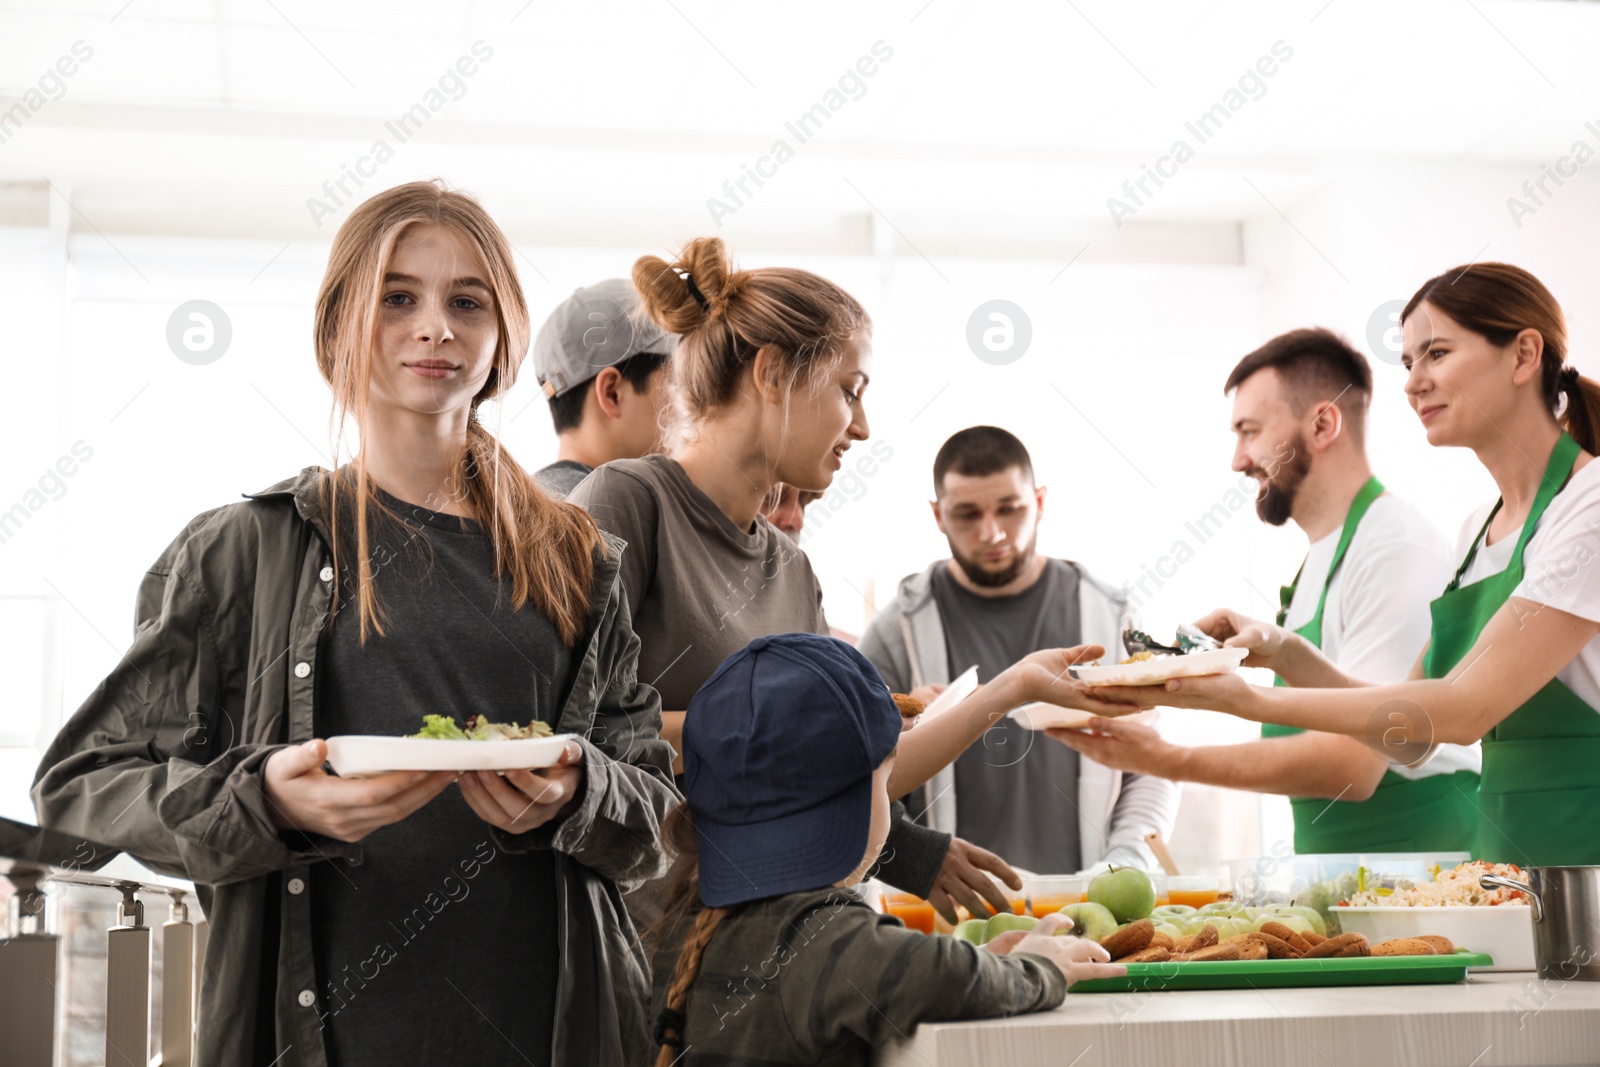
[650,802,737,1066]
[631,237,871,448]
[313,179,604,645]
[1402,262,1600,455]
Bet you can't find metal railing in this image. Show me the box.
[1,832,205,1067]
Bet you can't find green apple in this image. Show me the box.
[1058,901,1119,942]
[1197,902,1250,917]
[1153,904,1197,919]
[1278,905,1329,937]
[1154,922,1182,940]
[1251,913,1313,936]
[983,912,1038,943]
[1087,866,1157,923]
[953,918,989,944]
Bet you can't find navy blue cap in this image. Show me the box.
[682,633,903,909]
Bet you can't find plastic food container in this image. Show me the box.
[1022,874,1087,917]
[1164,874,1222,908]
[882,891,937,934]
[1226,852,1471,934]
[1330,905,1536,972]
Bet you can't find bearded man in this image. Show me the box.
[860,426,1179,878]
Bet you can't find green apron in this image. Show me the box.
[1263,477,1480,853]
[1423,432,1600,866]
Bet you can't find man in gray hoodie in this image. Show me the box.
[860,427,1179,889]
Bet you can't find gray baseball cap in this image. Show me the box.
[532,278,677,399]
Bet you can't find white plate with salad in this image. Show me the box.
[325,715,577,777]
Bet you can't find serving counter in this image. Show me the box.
[876,973,1600,1067]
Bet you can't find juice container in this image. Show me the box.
[883,893,937,934]
[1165,875,1221,908]
[1021,874,1088,918]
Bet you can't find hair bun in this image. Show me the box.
[633,237,736,335]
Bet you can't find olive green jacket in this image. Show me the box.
[32,467,680,1067]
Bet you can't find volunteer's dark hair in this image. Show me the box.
[1224,327,1372,442]
[933,425,1035,495]
[1402,262,1600,455]
[648,803,736,1067]
[546,350,671,433]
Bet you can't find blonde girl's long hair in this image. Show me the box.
[313,179,603,645]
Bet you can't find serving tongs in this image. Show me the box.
[1122,623,1220,657]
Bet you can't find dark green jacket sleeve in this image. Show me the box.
[32,536,345,886]
[781,902,1066,1056]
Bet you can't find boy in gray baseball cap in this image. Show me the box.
[533,278,677,498]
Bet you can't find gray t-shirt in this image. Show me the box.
[311,489,572,1067]
[535,459,593,500]
[567,455,828,710]
[929,559,1084,873]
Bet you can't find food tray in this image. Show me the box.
[324,733,578,777]
[1069,647,1248,687]
[1068,951,1494,993]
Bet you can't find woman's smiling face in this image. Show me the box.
[770,333,872,492]
[1402,300,1528,449]
[369,223,500,421]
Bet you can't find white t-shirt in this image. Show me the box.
[1283,492,1481,779]
[1455,454,1600,712]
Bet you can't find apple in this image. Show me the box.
[1251,912,1314,936]
[1197,902,1250,917]
[1154,922,1183,940]
[953,918,989,944]
[1058,901,1119,942]
[983,912,1038,943]
[1153,904,1197,919]
[1278,905,1330,937]
[1087,866,1157,923]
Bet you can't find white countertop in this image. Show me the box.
[876,974,1600,1067]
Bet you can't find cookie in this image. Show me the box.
[1122,946,1173,963]
[1372,938,1439,957]
[1100,918,1155,960]
[1245,932,1302,959]
[1304,932,1369,959]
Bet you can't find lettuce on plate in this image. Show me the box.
[409,714,552,740]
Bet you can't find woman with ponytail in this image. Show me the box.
[648,634,1124,1066]
[33,180,679,1066]
[1092,262,1600,867]
[569,237,1133,922]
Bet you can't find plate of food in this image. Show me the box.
[1068,627,1248,687]
[324,714,577,778]
[919,665,980,721]
[1009,705,1159,731]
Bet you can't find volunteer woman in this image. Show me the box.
[1099,262,1600,866]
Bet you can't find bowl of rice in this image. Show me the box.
[1330,860,1536,971]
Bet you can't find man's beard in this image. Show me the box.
[951,533,1039,589]
[1253,434,1310,527]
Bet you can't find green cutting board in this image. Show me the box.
[1068,951,1495,993]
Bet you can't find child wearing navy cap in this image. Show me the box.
[650,633,1125,1066]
